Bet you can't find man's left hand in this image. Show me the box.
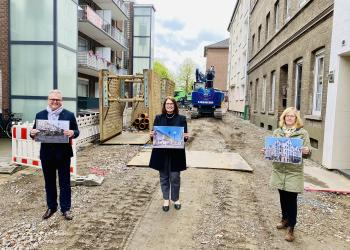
[64,130,74,138]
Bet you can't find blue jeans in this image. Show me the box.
[41,157,71,213]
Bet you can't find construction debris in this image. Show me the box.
[71,174,104,186]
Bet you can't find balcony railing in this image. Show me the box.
[78,51,127,75]
[112,0,129,17]
[78,5,127,49]
[78,51,108,71]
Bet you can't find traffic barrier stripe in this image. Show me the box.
[11,113,100,176]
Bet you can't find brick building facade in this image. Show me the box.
[204,39,229,91]
[247,0,334,163]
[0,0,9,117]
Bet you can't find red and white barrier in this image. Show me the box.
[11,113,100,176]
[11,123,77,175]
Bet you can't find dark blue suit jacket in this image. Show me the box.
[32,109,80,160]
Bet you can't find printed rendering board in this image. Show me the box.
[35,119,69,143]
[127,150,253,172]
[102,132,150,145]
[153,126,184,149]
[265,137,303,164]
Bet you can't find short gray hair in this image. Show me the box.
[48,89,63,98]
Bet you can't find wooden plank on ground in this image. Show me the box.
[127,150,253,172]
[304,166,350,194]
[103,132,150,145]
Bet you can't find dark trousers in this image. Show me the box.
[159,164,180,202]
[278,189,298,227]
[41,157,71,213]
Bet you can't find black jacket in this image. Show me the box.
[149,114,188,172]
[32,109,80,160]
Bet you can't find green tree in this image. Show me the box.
[177,58,195,94]
[153,60,174,81]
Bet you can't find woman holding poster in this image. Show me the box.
[149,97,189,212]
[268,107,311,242]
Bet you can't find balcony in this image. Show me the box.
[78,51,108,77]
[78,51,127,77]
[93,0,129,20]
[78,5,128,51]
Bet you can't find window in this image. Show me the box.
[312,50,324,116]
[285,0,292,21]
[265,12,270,41]
[252,34,255,54]
[274,1,280,32]
[240,84,245,100]
[134,16,151,36]
[133,37,150,57]
[262,75,267,112]
[294,60,303,110]
[78,37,88,52]
[269,71,276,112]
[78,78,89,97]
[258,25,262,49]
[254,78,259,110]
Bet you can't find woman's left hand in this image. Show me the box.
[301,147,310,155]
[184,133,189,140]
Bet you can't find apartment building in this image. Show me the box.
[323,0,350,169]
[0,0,156,122]
[204,39,229,91]
[247,0,333,163]
[227,0,250,115]
[77,0,130,111]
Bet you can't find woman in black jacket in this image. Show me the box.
[149,96,189,212]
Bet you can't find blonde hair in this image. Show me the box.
[278,107,303,128]
[48,89,62,98]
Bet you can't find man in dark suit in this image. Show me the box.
[30,89,79,220]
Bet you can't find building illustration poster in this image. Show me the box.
[265,137,303,164]
[35,119,70,143]
[153,126,184,149]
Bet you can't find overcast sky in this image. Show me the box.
[134,0,237,75]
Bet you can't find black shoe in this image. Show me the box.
[162,206,169,212]
[174,204,181,210]
[42,208,57,220]
[62,210,73,220]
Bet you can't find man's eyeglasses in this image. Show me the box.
[49,99,62,102]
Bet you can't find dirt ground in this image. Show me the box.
[1,111,350,249]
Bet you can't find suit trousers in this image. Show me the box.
[159,161,181,202]
[278,189,298,227]
[41,157,71,213]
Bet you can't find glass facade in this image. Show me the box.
[11,45,54,96]
[133,37,150,57]
[133,5,155,74]
[58,47,77,98]
[58,0,78,50]
[10,0,54,41]
[10,0,78,121]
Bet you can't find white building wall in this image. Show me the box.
[227,0,250,114]
[323,0,350,169]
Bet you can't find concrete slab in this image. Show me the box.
[102,132,150,145]
[127,150,253,172]
[304,166,350,194]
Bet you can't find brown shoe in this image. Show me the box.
[276,219,288,229]
[285,227,295,242]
